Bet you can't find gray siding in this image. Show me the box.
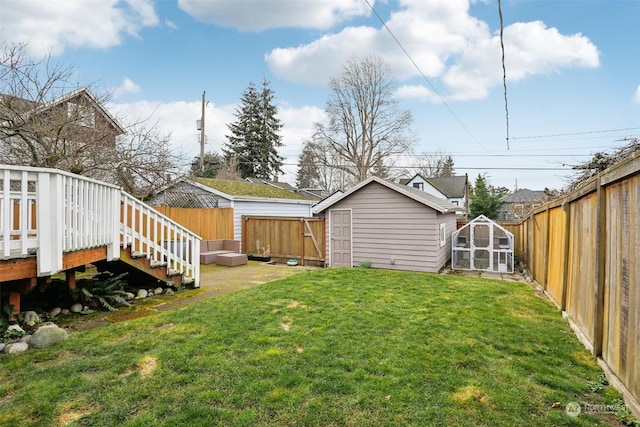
[327,181,455,273]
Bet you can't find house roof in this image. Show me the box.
[191,177,313,201]
[316,176,457,214]
[502,189,547,203]
[427,176,467,198]
[4,87,125,135]
[399,174,467,198]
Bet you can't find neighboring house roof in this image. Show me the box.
[502,189,547,203]
[428,176,467,198]
[316,176,458,214]
[3,87,125,135]
[400,174,467,198]
[191,177,313,201]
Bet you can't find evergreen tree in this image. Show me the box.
[469,174,504,219]
[440,155,455,177]
[296,140,321,188]
[223,79,284,179]
[190,151,223,178]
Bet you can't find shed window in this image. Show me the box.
[439,223,446,247]
[413,182,423,190]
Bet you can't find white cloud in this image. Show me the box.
[113,78,142,97]
[394,85,440,102]
[165,19,178,30]
[633,85,640,103]
[177,0,369,31]
[0,0,159,56]
[265,0,600,101]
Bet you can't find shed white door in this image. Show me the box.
[330,209,352,267]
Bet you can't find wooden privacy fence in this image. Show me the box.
[152,206,234,240]
[242,216,325,267]
[517,153,639,414]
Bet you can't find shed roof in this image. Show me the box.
[190,177,313,201]
[316,176,458,214]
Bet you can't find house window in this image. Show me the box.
[439,223,446,247]
[413,182,424,190]
[451,200,459,206]
[67,102,95,127]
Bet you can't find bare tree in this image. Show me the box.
[296,136,355,192]
[313,54,414,182]
[0,42,183,196]
[413,151,455,178]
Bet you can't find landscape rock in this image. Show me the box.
[163,288,174,296]
[0,343,5,352]
[49,307,62,317]
[136,289,148,299]
[19,335,32,344]
[60,309,70,316]
[124,292,135,301]
[29,324,68,349]
[70,303,83,313]
[154,287,163,295]
[7,324,25,335]
[5,342,29,354]
[23,311,40,327]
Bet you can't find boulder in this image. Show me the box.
[70,303,83,313]
[23,311,40,327]
[60,308,70,316]
[163,288,174,296]
[19,335,32,344]
[136,289,148,299]
[124,292,135,301]
[29,324,68,349]
[7,324,25,335]
[154,287,163,295]
[49,307,62,317]
[5,342,29,354]
[0,343,5,352]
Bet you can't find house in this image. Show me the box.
[147,178,316,249]
[400,174,468,216]
[500,189,548,220]
[316,176,458,273]
[1,87,124,146]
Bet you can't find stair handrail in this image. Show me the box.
[120,192,201,287]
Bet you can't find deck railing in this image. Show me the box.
[0,165,200,286]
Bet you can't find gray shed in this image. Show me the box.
[316,176,458,273]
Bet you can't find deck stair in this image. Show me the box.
[0,165,201,313]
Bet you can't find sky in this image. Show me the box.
[1,0,639,191]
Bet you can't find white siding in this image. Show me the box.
[327,181,456,272]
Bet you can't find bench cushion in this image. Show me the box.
[215,253,248,267]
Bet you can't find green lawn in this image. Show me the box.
[0,269,631,426]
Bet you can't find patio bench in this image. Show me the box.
[200,239,241,265]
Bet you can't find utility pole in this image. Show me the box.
[199,91,206,173]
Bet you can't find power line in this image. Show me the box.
[362,0,481,145]
[512,127,640,140]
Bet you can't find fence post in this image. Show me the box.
[593,174,607,358]
[543,207,551,291]
[300,218,305,266]
[560,198,571,311]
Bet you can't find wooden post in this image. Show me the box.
[542,208,551,291]
[8,291,20,316]
[66,270,77,290]
[300,219,305,266]
[593,174,607,358]
[560,199,571,311]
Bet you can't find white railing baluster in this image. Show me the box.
[1,165,200,286]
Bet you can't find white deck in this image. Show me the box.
[0,165,200,286]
